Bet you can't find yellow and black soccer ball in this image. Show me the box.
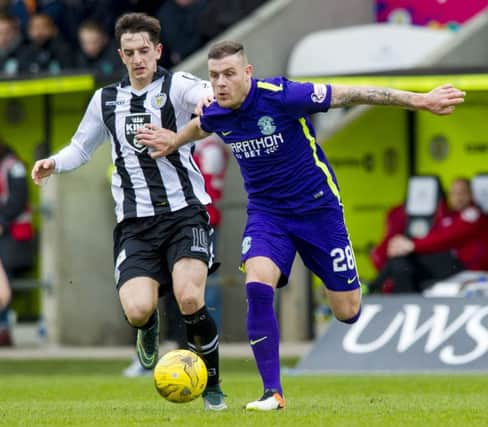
[153,349,208,403]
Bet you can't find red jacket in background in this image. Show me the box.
[192,135,229,227]
[371,199,450,271]
[413,204,488,270]
[0,153,33,241]
[370,204,406,270]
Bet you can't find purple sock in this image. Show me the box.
[246,281,282,395]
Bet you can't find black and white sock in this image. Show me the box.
[183,306,220,387]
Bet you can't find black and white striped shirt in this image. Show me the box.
[51,67,212,222]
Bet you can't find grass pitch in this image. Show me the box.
[0,358,487,426]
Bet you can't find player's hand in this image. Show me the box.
[421,84,465,115]
[31,158,55,185]
[194,95,214,116]
[387,234,415,257]
[136,124,178,159]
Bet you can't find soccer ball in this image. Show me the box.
[153,349,208,403]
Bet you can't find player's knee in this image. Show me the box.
[178,295,201,316]
[124,300,155,327]
[335,303,361,324]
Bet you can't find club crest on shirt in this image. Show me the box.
[125,113,151,153]
[151,92,167,109]
[257,116,276,136]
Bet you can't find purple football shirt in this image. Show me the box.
[200,77,339,214]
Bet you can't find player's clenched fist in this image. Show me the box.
[31,158,55,185]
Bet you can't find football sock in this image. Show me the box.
[183,306,220,387]
[246,282,282,395]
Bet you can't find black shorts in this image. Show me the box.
[113,205,217,294]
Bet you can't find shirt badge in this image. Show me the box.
[152,92,167,109]
[257,116,276,136]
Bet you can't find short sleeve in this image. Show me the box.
[199,103,219,134]
[282,79,332,117]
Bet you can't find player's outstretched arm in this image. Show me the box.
[31,159,55,185]
[330,83,465,115]
[137,117,210,159]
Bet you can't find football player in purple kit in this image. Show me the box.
[136,40,466,411]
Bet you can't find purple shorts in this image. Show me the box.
[241,206,360,291]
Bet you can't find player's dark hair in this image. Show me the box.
[208,40,245,60]
[115,13,160,47]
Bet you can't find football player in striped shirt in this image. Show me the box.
[31,13,227,411]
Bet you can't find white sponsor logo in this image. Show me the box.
[105,100,126,106]
[343,304,488,365]
[125,113,151,152]
[230,133,285,160]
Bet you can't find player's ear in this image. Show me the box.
[117,48,126,64]
[245,63,253,77]
[156,43,163,60]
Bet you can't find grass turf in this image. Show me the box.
[0,358,487,426]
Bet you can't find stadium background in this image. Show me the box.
[1,0,487,349]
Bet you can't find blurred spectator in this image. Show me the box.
[0,14,24,76]
[9,0,64,35]
[369,177,488,293]
[370,203,407,273]
[17,13,73,74]
[0,140,35,346]
[61,0,130,47]
[75,20,123,79]
[193,134,228,238]
[156,0,206,67]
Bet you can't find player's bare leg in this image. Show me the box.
[326,288,362,323]
[119,277,160,369]
[244,256,286,411]
[173,257,227,411]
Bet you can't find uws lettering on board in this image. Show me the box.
[343,304,488,365]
